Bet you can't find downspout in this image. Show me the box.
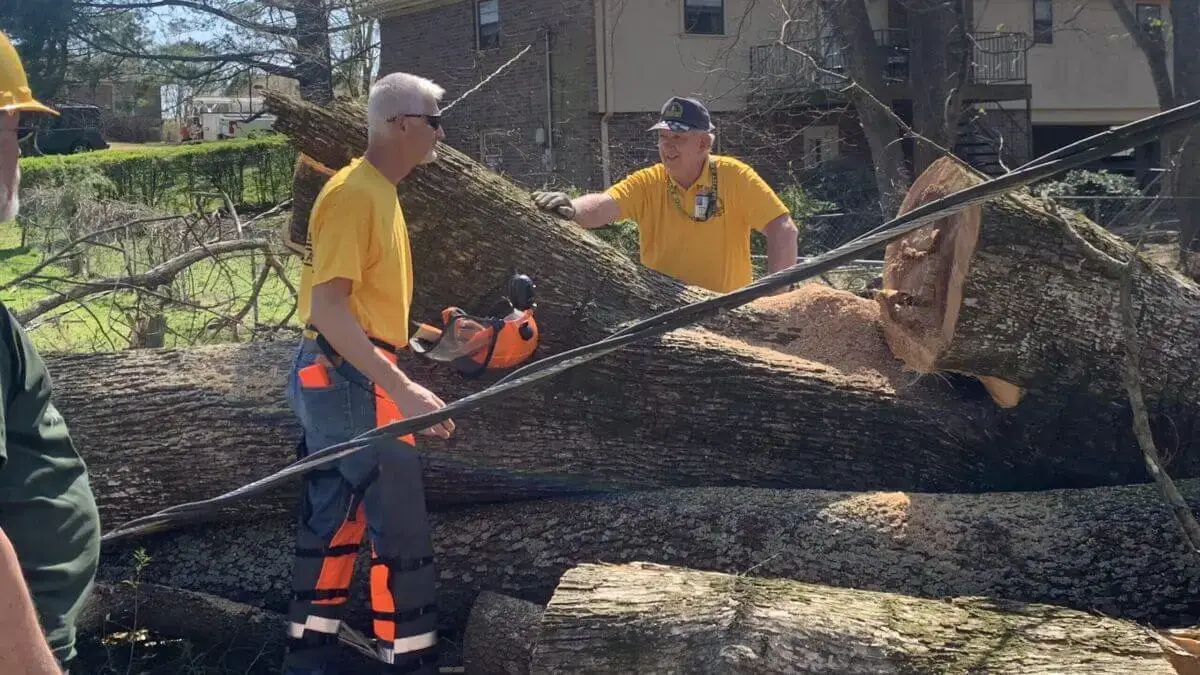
[545,27,555,171]
[598,0,613,187]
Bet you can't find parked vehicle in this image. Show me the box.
[17,104,110,155]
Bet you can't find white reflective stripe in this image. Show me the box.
[288,615,342,638]
[377,630,438,663]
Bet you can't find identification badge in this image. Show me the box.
[694,193,710,220]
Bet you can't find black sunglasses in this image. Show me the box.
[388,113,441,130]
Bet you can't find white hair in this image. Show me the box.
[367,72,445,139]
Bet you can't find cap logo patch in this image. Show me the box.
[664,101,684,120]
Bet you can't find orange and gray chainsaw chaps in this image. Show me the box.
[409,273,539,379]
[284,344,440,674]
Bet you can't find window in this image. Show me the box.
[1136,3,1163,41]
[476,0,499,50]
[1033,0,1053,44]
[684,0,724,36]
[480,129,506,170]
[803,126,840,165]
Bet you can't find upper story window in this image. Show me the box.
[477,0,500,50]
[1033,0,1053,44]
[1136,2,1164,41]
[684,0,724,36]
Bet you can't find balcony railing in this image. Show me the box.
[749,29,1030,95]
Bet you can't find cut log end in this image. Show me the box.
[878,158,983,374]
[877,158,1022,405]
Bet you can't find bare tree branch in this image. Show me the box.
[0,215,184,292]
[16,239,274,323]
[79,0,294,37]
[1120,244,1200,559]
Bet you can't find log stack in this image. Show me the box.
[74,88,1200,673]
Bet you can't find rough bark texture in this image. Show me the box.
[515,562,1174,674]
[77,581,287,653]
[260,87,710,344]
[98,482,1200,642]
[877,157,1200,472]
[1169,0,1200,260]
[814,0,910,216]
[462,591,542,675]
[58,318,1003,536]
[907,0,970,176]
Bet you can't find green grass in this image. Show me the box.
[0,219,302,354]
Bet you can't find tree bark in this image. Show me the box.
[54,304,1005,536]
[77,581,287,654]
[97,482,1200,640]
[1169,0,1200,263]
[1108,0,1174,111]
[462,591,542,675]
[815,0,911,216]
[876,157,1200,470]
[907,0,970,176]
[478,562,1176,674]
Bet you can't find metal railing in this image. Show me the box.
[748,30,1029,95]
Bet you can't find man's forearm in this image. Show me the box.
[0,528,61,675]
[765,216,799,274]
[570,193,621,229]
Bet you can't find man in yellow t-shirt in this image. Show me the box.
[283,72,451,675]
[532,96,799,293]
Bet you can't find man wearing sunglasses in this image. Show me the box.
[283,71,452,675]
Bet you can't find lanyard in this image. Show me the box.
[667,159,722,222]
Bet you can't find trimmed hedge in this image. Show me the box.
[18,135,298,211]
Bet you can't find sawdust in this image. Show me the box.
[743,282,909,389]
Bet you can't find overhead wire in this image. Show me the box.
[99,98,1200,545]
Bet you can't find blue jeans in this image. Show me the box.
[282,338,439,674]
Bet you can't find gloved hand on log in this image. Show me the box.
[531,191,576,220]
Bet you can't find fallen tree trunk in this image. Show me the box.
[462,591,542,675]
[97,482,1200,640]
[77,581,287,654]
[470,562,1175,674]
[255,87,1200,490]
[878,157,1200,467]
[260,89,711,348]
[56,296,1002,535]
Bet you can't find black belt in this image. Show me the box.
[303,324,404,363]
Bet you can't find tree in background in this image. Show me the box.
[1109,0,1200,267]
[0,0,75,100]
[71,0,379,104]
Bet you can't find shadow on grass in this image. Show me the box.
[0,245,31,262]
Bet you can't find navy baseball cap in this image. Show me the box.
[649,96,714,132]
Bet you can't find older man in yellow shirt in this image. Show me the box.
[533,96,799,293]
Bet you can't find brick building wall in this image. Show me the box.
[376,2,878,198]
[379,0,601,191]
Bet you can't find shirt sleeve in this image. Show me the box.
[307,184,373,288]
[604,166,657,222]
[736,162,791,233]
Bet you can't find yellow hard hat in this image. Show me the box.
[0,31,56,116]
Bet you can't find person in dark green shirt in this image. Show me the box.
[0,31,102,674]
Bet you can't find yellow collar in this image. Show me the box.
[668,157,715,193]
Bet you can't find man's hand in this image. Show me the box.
[380,372,455,440]
[532,191,576,219]
[311,278,455,439]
